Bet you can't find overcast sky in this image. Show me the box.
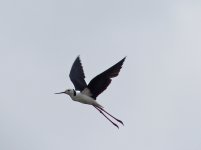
[1,0,201,150]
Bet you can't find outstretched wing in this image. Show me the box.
[87,57,126,99]
[69,56,87,91]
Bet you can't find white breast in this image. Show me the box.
[70,92,103,108]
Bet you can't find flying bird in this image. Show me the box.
[55,56,126,128]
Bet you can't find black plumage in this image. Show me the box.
[87,57,126,99]
[69,56,126,99]
[69,56,87,91]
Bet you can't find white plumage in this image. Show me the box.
[63,89,103,108]
[55,56,126,128]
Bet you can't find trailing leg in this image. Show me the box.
[93,106,119,129]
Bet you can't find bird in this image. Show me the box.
[55,56,126,128]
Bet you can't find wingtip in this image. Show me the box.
[74,55,82,65]
[122,56,127,61]
[118,56,126,65]
[76,55,81,59]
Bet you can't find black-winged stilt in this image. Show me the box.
[55,56,126,128]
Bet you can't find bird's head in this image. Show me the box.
[55,89,75,96]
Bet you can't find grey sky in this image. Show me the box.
[1,0,201,150]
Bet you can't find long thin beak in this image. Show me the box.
[54,92,65,94]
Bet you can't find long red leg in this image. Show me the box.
[98,107,124,126]
[93,106,119,129]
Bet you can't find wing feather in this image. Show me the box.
[87,57,126,99]
[69,56,87,91]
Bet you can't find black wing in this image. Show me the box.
[87,57,126,99]
[69,56,87,91]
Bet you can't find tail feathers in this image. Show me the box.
[93,101,104,108]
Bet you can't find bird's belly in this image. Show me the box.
[74,95,94,104]
[72,94,102,107]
